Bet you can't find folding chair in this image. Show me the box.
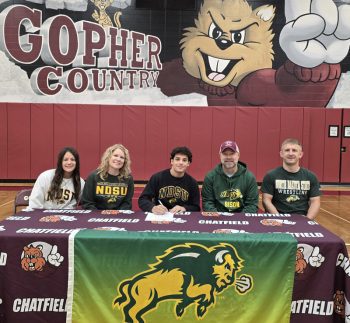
[14,189,32,213]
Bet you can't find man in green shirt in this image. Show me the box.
[202,140,259,213]
[261,138,321,219]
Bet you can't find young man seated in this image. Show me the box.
[138,146,200,214]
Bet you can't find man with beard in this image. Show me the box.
[201,140,258,213]
[261,138,321,219]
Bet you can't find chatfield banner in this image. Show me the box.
[67,230,296,323]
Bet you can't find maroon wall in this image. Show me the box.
[0,103,347,183]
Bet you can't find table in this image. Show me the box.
[0,210,349,323]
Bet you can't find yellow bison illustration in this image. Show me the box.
[114,242,252,322]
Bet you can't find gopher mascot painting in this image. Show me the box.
[158,0,350,106]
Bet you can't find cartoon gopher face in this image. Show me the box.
[181,0,274,87]
[21,245,46,272]
[295,247,307,274]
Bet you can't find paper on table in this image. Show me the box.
[145,212,174,222]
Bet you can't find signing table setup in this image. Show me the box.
[0,209,349,323]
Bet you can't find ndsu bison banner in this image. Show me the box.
[67,230,296,323]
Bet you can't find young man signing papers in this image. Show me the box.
[138,147,200,215]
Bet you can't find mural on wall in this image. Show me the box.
[90,0,122,28]
[159,0,350,107]
[0,0,349,107]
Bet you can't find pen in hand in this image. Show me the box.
[152,199,168,215]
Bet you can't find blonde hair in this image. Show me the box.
[281,138,302,150]
[97,144,131,180]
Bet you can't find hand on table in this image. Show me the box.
[169,205,186,214]
[151,205,169,215]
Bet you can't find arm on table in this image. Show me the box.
[138,176,160,212]
[241,175,259,213]
[201,176,217,211]
[182,179,200,212]
[28,172,50,209]
[80,174,98,210]
[119,176,134,210]
[262,192,279,214]
[306,196,321,220]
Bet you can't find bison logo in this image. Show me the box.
[220,189,243,200]
[286,195,300,203]
[114,242,253,322]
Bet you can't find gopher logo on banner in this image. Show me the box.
[20,242,64,274]
[113,242,253,322]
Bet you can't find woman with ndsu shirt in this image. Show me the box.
[28,147,84,210]
[81,144,134,210]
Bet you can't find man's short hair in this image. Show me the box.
[281,138,302,150]
[170,146,192,163]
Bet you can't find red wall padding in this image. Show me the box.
[211,107,236,165]
[189,107,213,180]
[280,107,304,140]
[341,109,350,183]
[54,104,77,151]
[303,109,326,178]
[143,107,168,179]
[77,105,101,177]
[31,104,54,177]
[123,106,147,180]
[7,103,31,179]
[0,103,8,179]
[323,109,342,182]
[235,107,259,175]
[256,108,281,180]
[0,103,346,183]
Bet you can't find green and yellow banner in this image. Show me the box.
[67,231,296,323]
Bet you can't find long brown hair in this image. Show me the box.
[47,147,81,202]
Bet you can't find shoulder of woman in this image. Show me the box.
[37,169,55,180]
[123,174,134,181]
[86,170,99,179]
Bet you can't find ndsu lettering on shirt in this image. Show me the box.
[46,189,75,202]
[275,180,310,191]
[96,184,128,196]
[158,186,189,202]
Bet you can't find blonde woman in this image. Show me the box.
[81,144,134,210]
